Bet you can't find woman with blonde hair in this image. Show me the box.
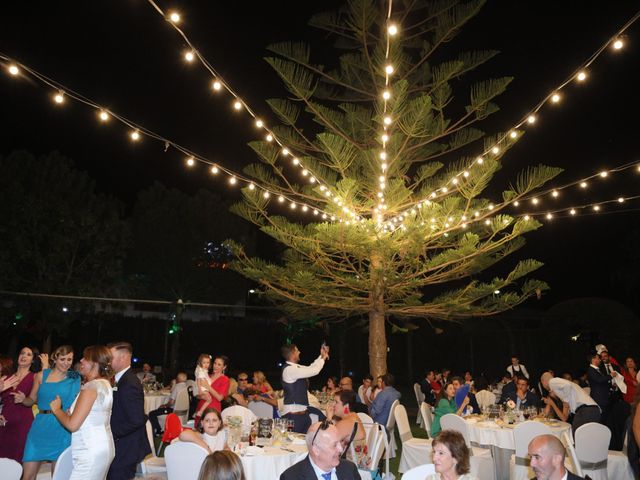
[197,450,246,480]
[16,345,81,480]
[50,345,115,480]
[252,370,273,395]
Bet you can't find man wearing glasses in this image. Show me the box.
[280,421,360,480]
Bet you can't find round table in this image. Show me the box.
[465,417,571,480]
[144,392,171,415]
[240,444,307,480]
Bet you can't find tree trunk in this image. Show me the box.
[368,253,387,378]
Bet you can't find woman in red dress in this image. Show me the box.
[622,357,639,404]
[194,355,230,427]
[0,346,40,462]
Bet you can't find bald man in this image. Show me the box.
[540,372,600,434]
[280,421,360,480]
[528,434,585,479]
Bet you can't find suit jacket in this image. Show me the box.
[280,455,360,480]
[499,381,517,404]
[531,471,585,479]
[108,367,151,473]
[588,366,611,408]
[419,379,436,405]
[502,389,539,408]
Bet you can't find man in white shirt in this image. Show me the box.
[281,343,329,433]
[506,355,529,379]
[528,434,586,479]
[148,372,187,435]
[540,372,600,434]
[136,363,156,384]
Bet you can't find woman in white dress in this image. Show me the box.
[50,345,115,480]
[428,430,478,480]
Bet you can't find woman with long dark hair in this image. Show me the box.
[195,356,230,426]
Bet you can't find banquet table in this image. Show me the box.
[239,444,307,480]
[144,391,171,415]
[464,416,572,480]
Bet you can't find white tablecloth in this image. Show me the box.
[240,444,307,480]
[144,392,171,414]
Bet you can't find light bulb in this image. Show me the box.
[524,215,530,221]
[233,100,242,110]
[322,214,327,219]
[380,151,387,160]
[310,177,316,183]
[593,205,600,211]
[278,196,285,203]
[255,119,263,128]
[510,131,517,139]
[185,51,195,62]
[266,134,273,142]
[263,191,270,198]
[599,171,608,178]
[613,39,624,50]
[313,210,318,215]
[441,187,448,193]
[54,92,65,104]
[130,130,140,141]
[618,197,625,203]
[381,163,387,171]
[532,198,539,205]
[302,205,308,212]
[379,175,385,182]
[570,209,576,215]
[379,183,385,190]
[211,165,219,174]
[212,80,222,91]
[491,146,500,154]
[552,190,559,197]
[290,202,296,209]
[292,158,299,165]
[381,134,389,142]
[280,148,289,156]
[229,176,237,185]
[451,178,458,185]
[377,192,383,198]
[580,181,587,188]
[331,216,336,221]
[382,90,391,100]
[388,24,398,35]
[551,93,561,103]
[488,204,494,210]
[385,65,394,75]
[186,156,195,167]
[249,183,255,190]
[576,71,587,82]
[169,12,180,23]
[302,169,308,176]
[477,157,484,164]
[8,65,19,76]
[383,116,392,125]
[514,201,520,207]
[546,213,553,219]
[98,110,109,121]
[485,220,491,225]
[463,171,469,177]
[527,115,536,124]
[319,185,326,191]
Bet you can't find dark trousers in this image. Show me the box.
[572,405,601,435]
[107,463,137,480]
[149,405,173,434]
[603,398,630,451]
[284,412,311,434]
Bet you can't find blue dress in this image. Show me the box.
[23,369,81,462]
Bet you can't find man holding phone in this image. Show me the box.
[281,343,329,433]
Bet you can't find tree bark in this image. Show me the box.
[368,253,387,378]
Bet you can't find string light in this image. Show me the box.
[168,12,180,23]
[527,115,536,124]
[385,65,394,75]
[8,65,19,76]
[98,110,109,122]
[229,176,237,185]
[130,130,140,141]
[53,92,65,104]
[212,80,222,91]
[551,93,561,103]
[185,156,195,167]
[210,165,219,174]
[613,38,624,50]
[233,100,242,110]
[184,51,195,62]
[576,71,587,81]
[388,24,398,35]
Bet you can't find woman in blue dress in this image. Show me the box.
[15,345,81,480]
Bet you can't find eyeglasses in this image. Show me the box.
[311,419,331,446]
[238,378,249,381]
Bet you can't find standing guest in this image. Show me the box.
[441,368,451,385]
[428,430,477,480]
[420,371,437,406]
[327,390,367,468]
[179,408,227,453]
[528,434,585,479]
[337,377,368,414]
[0,346,40,462]
[280,421,360,480]
[197,450,246,480]
[107,341,150,480]
[540,372,600,434]
[19,345,81,480]
[506,355,530,379]
[370,373,401,426]
[148,372,187,436]
[587,352,611,412]
[50,345,115,480]
[622,357,638,404]
[597,344,630,450]
[500,375,538,409]
[358,375,373,406]
[136,363,156,384]
[281,343,329,434]
[431,382,469,437]
[194,356,230,425]
[194,354,213,419]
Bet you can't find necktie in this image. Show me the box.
[321,473,332,480]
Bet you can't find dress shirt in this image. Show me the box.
[114,365,131,384]
[309,456,336,480]
[281,357,325,415]
[169,382,187,403]
[506,363,529,379]
[548,377,598,413]
[370,386,401,426]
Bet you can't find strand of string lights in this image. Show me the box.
[0,53,344,222]
[145,0,360,220]
[390,9,640,223]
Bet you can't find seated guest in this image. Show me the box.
[542,391,569,421]
[428,430,478,480]
[136,363,156,383]
[358,375,373,406]
[149,372,187,435]
[197,450,246,480]
[540,372,599,434]
[337,377,368,414]
[463,371,474,386]
[252,370,274,396]
[499,374,517,403]
[323,376,340,395]
[420,371,437,406]
[501,374,538,409]
[179,408,227,453]
[221,396,257,428]
[451,376,480,413]
[432,382,469,437]
[279,421,360,480]
[370,373,401,426]
[236,373,251,394]
[528,434,586,479]
[327,390,368,468]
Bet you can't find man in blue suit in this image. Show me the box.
[107,342,150,480]
[501,374,539,409]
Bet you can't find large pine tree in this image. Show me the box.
[228,0,561,377]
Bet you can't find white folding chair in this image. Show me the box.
[395,404,433,473]
[164,441,209,480]
[413,383,425,426]
[509,421,552,480]
[248,400,274,418]
[385,398,399,459]
[440,413,495,480]
[359,423,388,480]
[357,411,375,441]
[51,446,73,480]
[157,386,190,429]
[0,458,22,480]
[420,402,433,438]
[401,463,436,480]
[139,420,167,474]
[575,422,635,480]
[562,430,584,478]
[475,389,496,410]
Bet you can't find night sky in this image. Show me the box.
[2,0,640,313]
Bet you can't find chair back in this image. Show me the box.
[358,385,367,404]
[440,413,471,447]
[563,430,584,477]
[357,412,375,441]
[513,421,552,457]
[394,404,414,443]
[162,413,184,444]
[386,399,400,430]
[367,424,387,476]
[173,387,190,422]
[145,420,157,458]
[401,463,436,480]
[164,441,209,480]
[413,383,425,406]
[475,390,496,410]
[221,405,257,428]
[0,458,22,480]
[51,446,73,480]
[575,422,610,462]
[248,400,274,419]
[185,379,198,392]
[420,402,433,437]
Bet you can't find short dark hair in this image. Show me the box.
[107,341,133,354]
[363,374,373,381]
[281,344,297,360]
[451,375,464,384]
[433,430,471,474]
[514,373,528,383]
[336,389,356,408]
[380,373,395,387]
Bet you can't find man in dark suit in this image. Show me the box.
[502,374,539,409]
[280,421,360,480]
[107,342,151,480]
[528,434,585,479]
[419,371,436,406]
[587,352,610,411]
